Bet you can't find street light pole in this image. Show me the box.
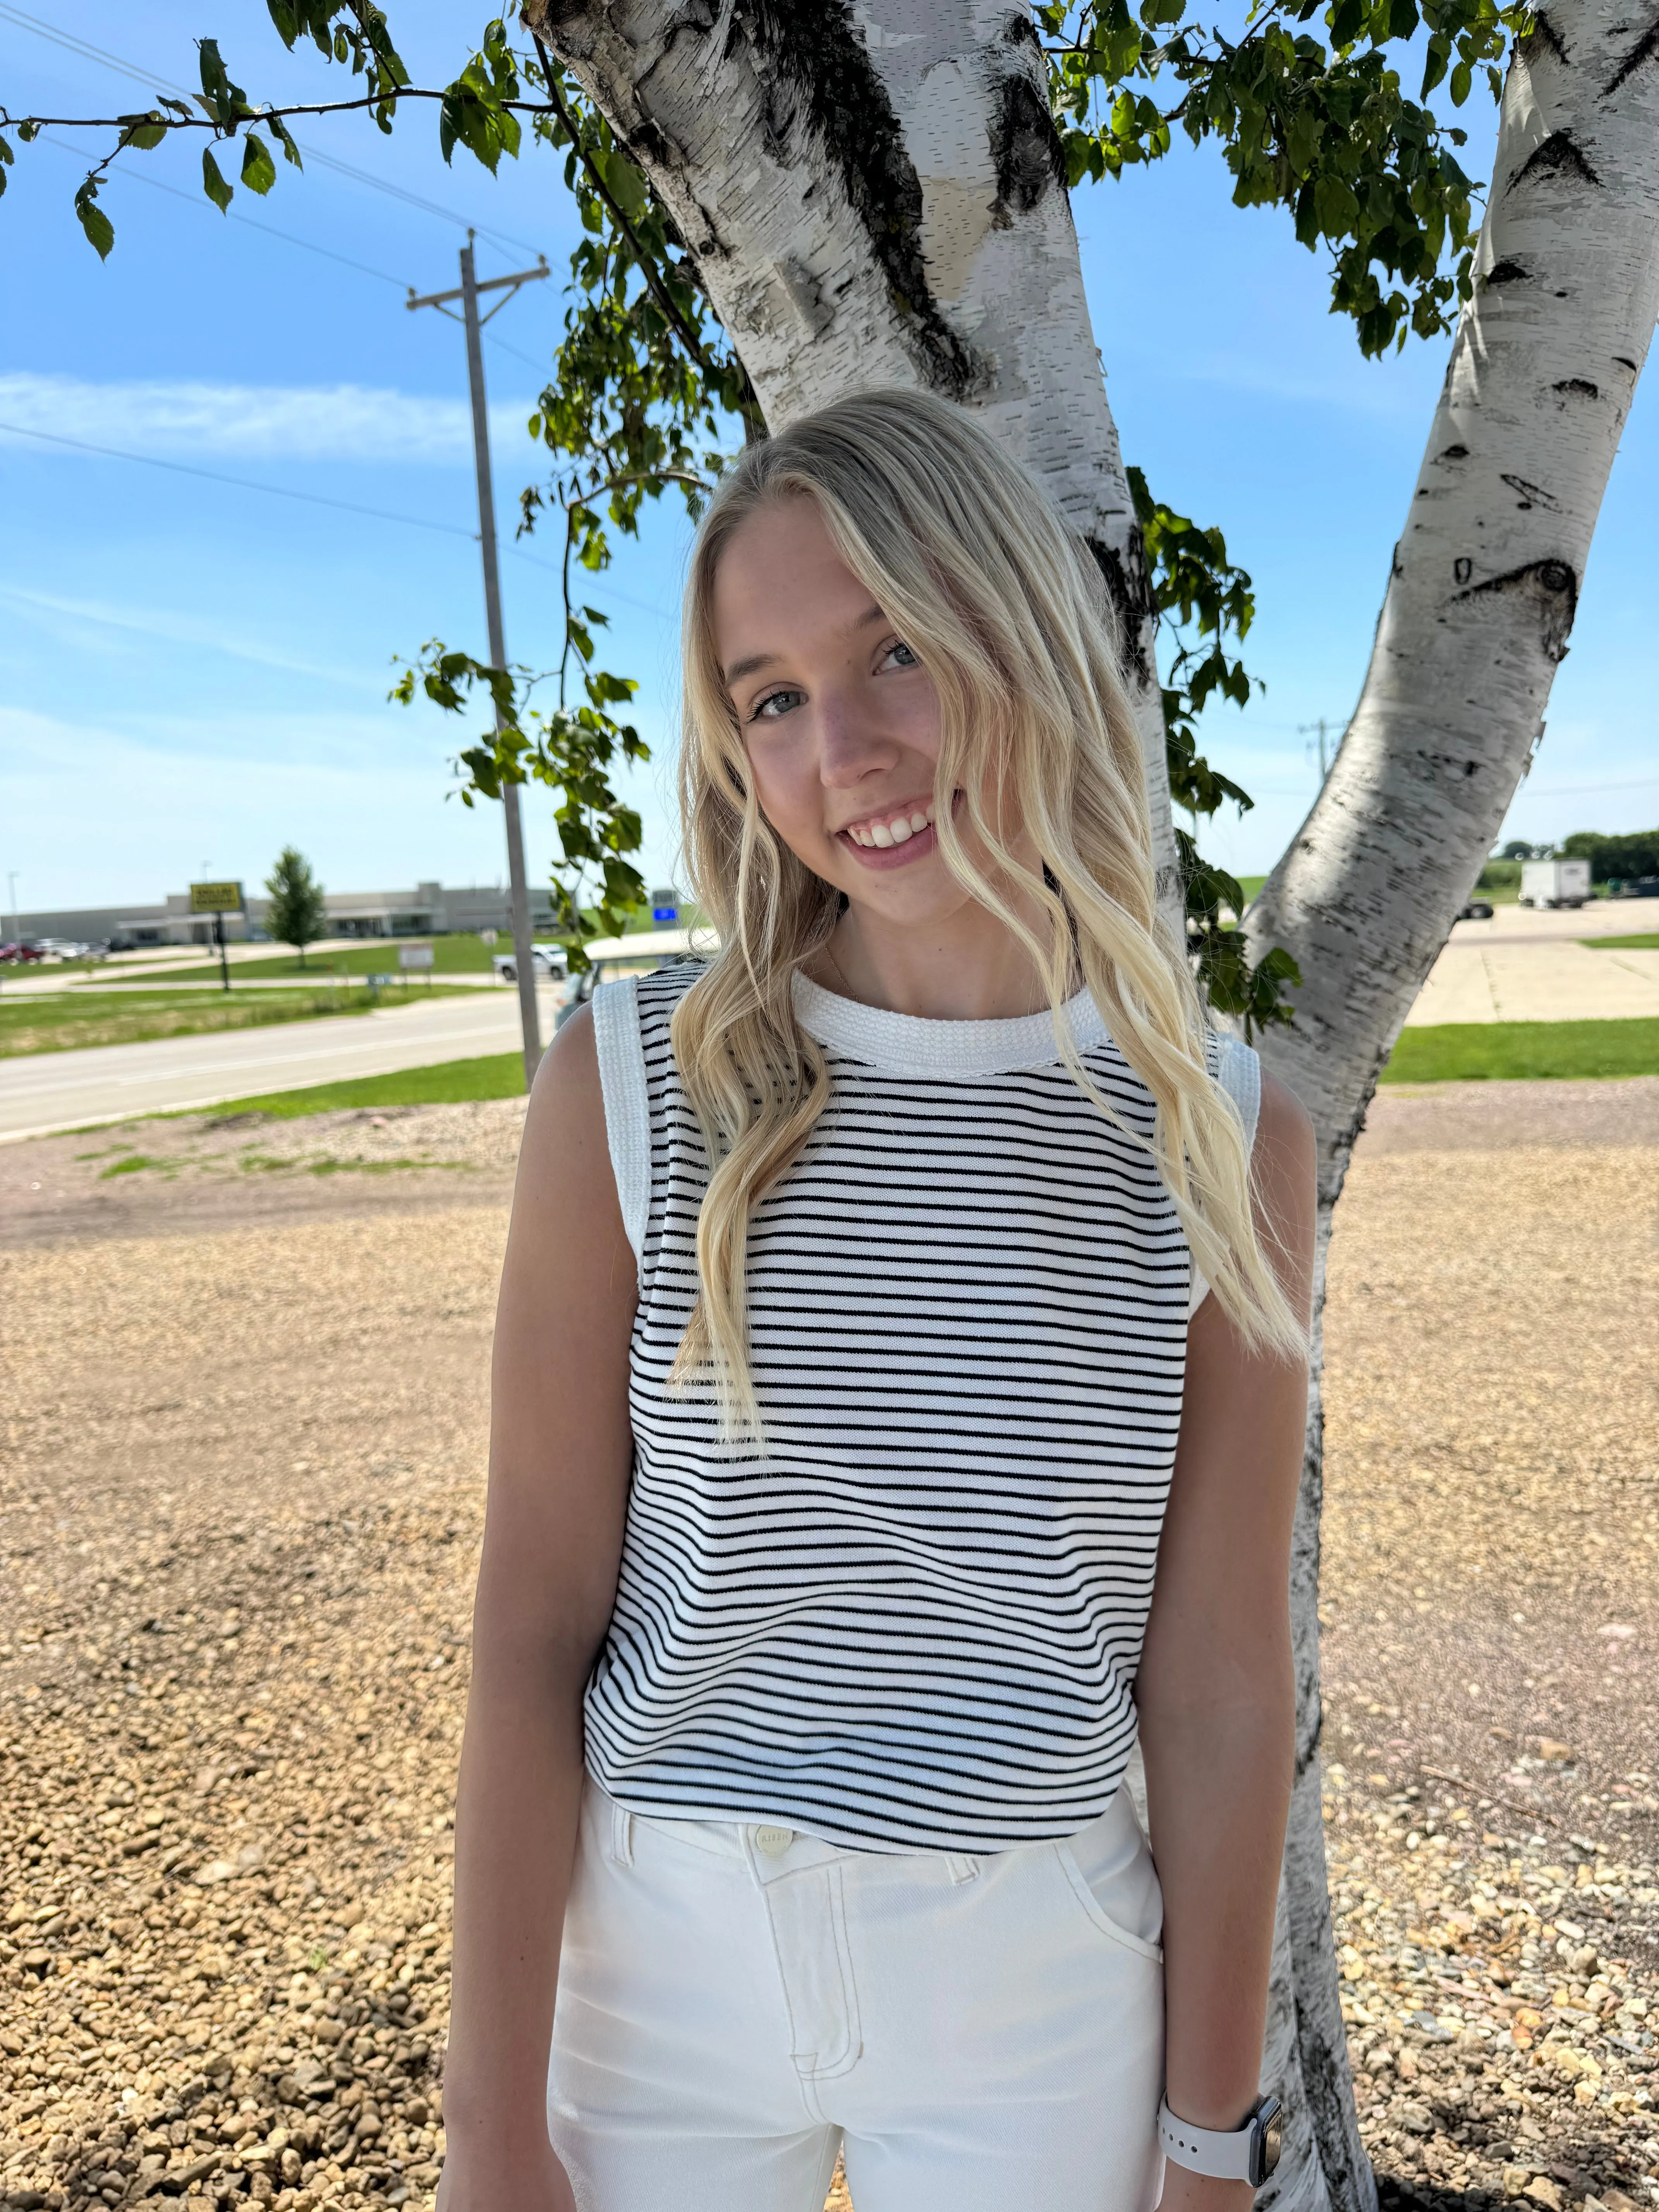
[408,234,551,1093]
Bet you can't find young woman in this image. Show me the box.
[437,389,1316,2212]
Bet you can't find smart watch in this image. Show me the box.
[1158,2094,1283,2188]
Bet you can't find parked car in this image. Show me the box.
[35,936,94,960]
[492,944,568,984]
[0,939,47,963]
[1458,900,1495,921]
[1613,876,1659,899]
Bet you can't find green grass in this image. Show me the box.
[1590,933,1659,952]
[184,936,512,981]
[1234,875,1267,907]
[0,986,466,1058]
[184,1051,528,1120]
[1381,1018,1659,1084]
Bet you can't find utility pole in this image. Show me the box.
[1299,717,1343,783]
[408,234,550,1092]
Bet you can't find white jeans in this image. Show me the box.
[546,1776,1167,2211]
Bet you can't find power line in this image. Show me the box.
[0,419,478,538]
[0,1,544,258]
[39,131,410,288]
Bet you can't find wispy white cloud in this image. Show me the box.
[0,583,382,689]
[0,372,537,464]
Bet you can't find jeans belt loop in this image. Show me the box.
[945,1853,979,1885]
[610,1801,635,1868]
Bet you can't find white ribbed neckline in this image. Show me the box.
[792,971,1108,1075]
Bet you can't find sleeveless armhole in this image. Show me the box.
[591,974,650,1282]
[1188,1032,1263,1319]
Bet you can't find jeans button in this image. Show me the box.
[753,1824,793,1856]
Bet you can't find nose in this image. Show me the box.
[817,687,897,790]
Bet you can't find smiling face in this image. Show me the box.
[711,495,981,931]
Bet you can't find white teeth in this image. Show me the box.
[870,821,895,848]
[909,811,928,833]
[888,817,913,843]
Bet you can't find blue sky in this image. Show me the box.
[3,0,1654,922]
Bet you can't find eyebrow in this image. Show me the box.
[722,605,887,687]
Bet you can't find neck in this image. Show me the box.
[817,893,1054,1021]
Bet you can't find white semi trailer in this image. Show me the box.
[1519,858,1592,909]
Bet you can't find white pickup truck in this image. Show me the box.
[491,944,568,984]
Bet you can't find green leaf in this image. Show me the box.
[118,115,169,151]
[240,131,276,194]
[74,177,115,259]
[1449,58,1472,101]
[201,147,233,213]
[268,114,303,169]
[601,148,648,219]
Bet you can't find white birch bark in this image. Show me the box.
[1240,6,1659,2206]
[524,0,1180,915]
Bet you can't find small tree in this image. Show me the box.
[264,846,327,967]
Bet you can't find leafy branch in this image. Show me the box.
[1041,0,1528,355]
[1128,469,1302,1036]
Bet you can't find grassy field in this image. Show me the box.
[1592,932,1659,951]
[105,937,508,981]
[1235,874,1267,906]
[1382,1017,1659,1083]
[176,1050,529,1120]
[0,986,464,1058]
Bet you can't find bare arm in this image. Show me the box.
[438,1005,637,2212]
[1137,1070,1316,2212]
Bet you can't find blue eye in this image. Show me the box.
[750,687,803,722]
[885,641,919,668]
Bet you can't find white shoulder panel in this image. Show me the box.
[591,974,650,1277]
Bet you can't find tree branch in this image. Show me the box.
[0,89,559,133]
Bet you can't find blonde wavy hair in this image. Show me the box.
[671,387,1303,1433]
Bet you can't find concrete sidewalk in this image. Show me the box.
[1405,906,1659,1025]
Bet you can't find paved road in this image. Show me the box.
[0,989,558,1142]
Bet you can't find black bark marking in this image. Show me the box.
[1438,442,1470,459]
[1616,355,1640,372]
[1501,471,1560,510]
[1003,14,1041,50]
[1449,556,1578,661]
[1453,556,1473,584]
[1507,130,1602,192]
[1524,9,1571,62]
[721,0,989,398]
[989,72,1067,227]
[1086,532,1155,684]
[1553,376,1599,398]
[1484,257,1531,285]
[1601,11,1659,97]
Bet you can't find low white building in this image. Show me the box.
[14,881,560,949]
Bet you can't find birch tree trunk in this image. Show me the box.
[1242,5,1659,2204]
[523,3,1659,2211]
[524,0,1181,915]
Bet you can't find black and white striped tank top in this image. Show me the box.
[585,961,1261,1854]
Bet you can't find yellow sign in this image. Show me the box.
[189,881,243,914]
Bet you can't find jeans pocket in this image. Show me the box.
[1054,1838,1165,1964]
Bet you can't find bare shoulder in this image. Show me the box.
[1251,1066,1316,1309]
[1254,1066,1315,1177]
[503,1000,631,1292]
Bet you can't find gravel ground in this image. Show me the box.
[0,1080,1654,2212]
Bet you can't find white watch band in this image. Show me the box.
[1158,2097,1259,2181]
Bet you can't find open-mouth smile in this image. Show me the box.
[835,793,952,869]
